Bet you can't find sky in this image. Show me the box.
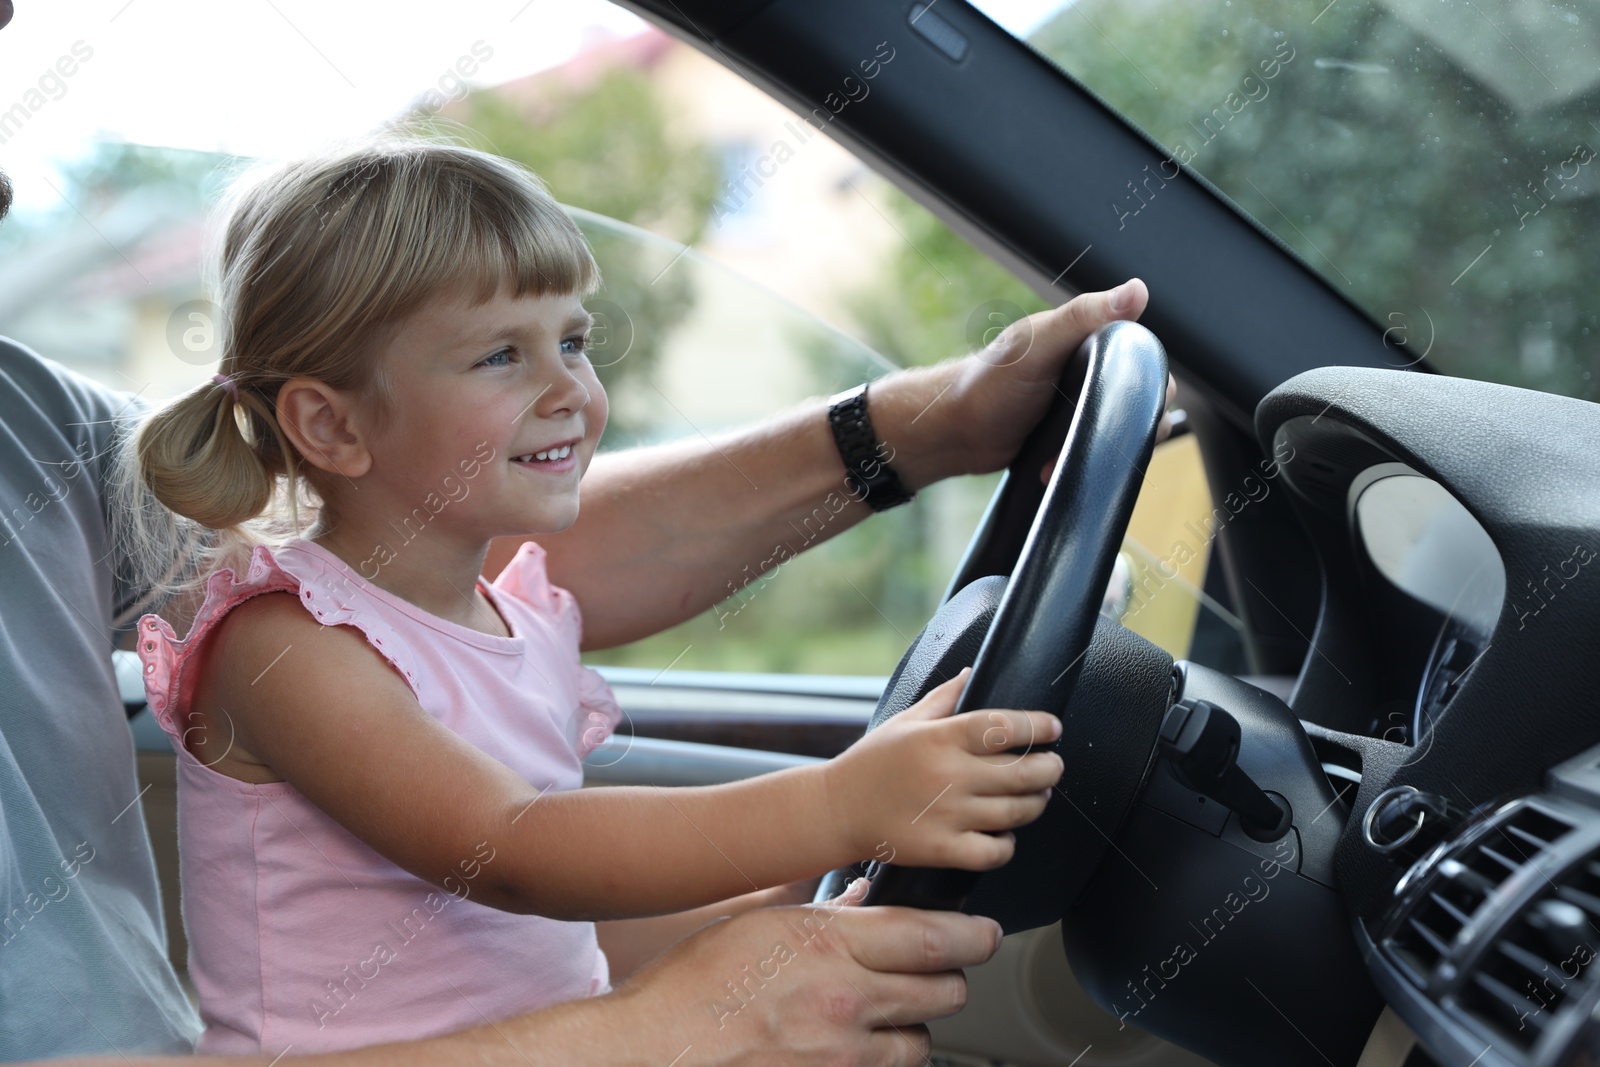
[0,0,650,210]
[0,0,1065,213]
[967,0,1073,37]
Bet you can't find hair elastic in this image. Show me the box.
[214,373,255,444]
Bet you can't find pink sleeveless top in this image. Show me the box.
[136,537,623,1055]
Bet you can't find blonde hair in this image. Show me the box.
[113,133,600,619]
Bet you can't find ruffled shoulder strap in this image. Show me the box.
[573,666,624,760]
[136,543,298,737]
[136,541,420,744]
[491,540,578,631]
[489,540,622,759]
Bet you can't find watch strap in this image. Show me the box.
[826,383,915,511]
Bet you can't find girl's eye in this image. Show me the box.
[478,348,514,368]
[560,335,589,357]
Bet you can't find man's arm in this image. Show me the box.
[43,903,1003,1067]
[495,282,1160,650]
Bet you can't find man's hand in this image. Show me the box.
[869,279,1177,490]
[616,903,1003,1067]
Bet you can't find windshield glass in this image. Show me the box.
[974,0,1600,401]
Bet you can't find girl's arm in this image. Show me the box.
[199,593,1062,921]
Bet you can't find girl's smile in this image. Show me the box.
[510,438,581,474]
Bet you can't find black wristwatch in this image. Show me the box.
[826,383,915,511]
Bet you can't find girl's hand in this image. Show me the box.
[820,668,1064,871]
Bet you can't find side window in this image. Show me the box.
[0,14,1223,678]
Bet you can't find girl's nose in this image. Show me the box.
[536,364,589,418]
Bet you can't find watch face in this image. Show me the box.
[829,383,869,409]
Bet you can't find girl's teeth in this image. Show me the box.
[526,445,571,462]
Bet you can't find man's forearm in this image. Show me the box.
[307,991,662,1067]
[494,283,1159,650]
[510,361,969,651]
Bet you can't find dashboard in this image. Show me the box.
[1345,471,1600,1066]
[1254,366,1600,1067]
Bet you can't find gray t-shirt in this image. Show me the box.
[0,337,202,1057]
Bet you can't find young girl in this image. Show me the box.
[126,136,1064,1056]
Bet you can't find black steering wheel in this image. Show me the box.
[817,320,1175,933]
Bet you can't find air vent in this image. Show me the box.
[1457,895,1588,1052]
[1387,803,1576,986]
[1449,810,1588,1055]
[1497,806,1575,855]
[1391,874,1485,977]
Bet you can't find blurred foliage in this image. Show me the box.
[566,214,700,449]
[58,142,231,208]
[0,142,231,252]
[435,68,720,246]
[1030,0,1600,399]
[844,183,1051,368]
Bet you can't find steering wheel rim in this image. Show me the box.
[835,320,1172,929]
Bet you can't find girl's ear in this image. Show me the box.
[276,378,373,479]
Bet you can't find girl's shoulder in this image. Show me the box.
[135,541,418,733]
[135,542,295,733]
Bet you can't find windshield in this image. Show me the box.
[975,0,1600,401]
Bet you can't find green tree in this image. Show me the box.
[1029,0,1600,399]
[58,142,231,208]
[843,185,1050,369]
[444,69,719,246]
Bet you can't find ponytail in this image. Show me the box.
[111,370,307,625]
[135,372,301,532]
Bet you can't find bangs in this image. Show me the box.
[416,163,603,307]
[347,147,602,314]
